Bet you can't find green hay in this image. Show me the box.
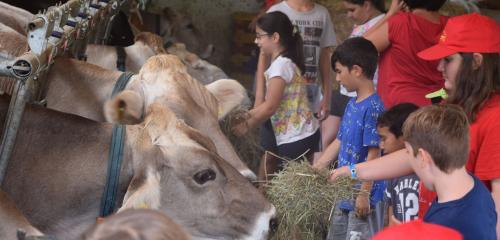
[266,161,359,240]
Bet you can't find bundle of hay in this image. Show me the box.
[219,104,263,173]
[266,161,358,240]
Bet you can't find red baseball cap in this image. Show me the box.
[372,220,463,240]
[418,13,500,60]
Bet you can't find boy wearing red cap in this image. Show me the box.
[402,104,496,240]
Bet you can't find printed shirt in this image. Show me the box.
[340,14,385,98]
[265,56,319,146]
[268,1,337,110]
[385,174,420,222]
[336,94,385,209]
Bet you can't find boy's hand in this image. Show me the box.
[328,166,349,182]
[316,98,330,121]
[355,193,370,218]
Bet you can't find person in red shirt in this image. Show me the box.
[329,13,500,235]
[365,0,448,108]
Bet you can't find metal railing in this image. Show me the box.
[0,0,127,182]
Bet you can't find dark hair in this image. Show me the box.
[403,104,470,173]
[257,11,305,73]
[403,0,446,11]
[377,103,419,137]
[344,0,386,13]
[331,37,378,79]
[447,53,500,122]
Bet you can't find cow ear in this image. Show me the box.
[205,79,249,120]
[144,102,177,145]
[104,90,144,125]
[119,167,162,211]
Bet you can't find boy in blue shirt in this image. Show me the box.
[313,37,384,240]
[403,104,497,240]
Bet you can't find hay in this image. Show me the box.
[219,104,263,173]
[266,161,360,240]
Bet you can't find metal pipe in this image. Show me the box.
[28,18,46,32]
[0,79,28,183]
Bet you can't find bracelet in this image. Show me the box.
[349,164,358,179]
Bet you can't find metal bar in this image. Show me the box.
[0,79,29,182]
[0,0,128,184]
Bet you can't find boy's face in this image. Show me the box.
[405,142,435,191]
[334,62,357,92]
[377,126,405,154]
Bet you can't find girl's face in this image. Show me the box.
[343,1,370,25]
[437,53,463,93]
[254,26,275,55]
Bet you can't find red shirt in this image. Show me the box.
[378,12,448,108]
[418,94,500,217]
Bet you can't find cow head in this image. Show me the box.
[167,43,227,85]
[160,7,214,59]
[116,101,276,239]
[104,54,256,180]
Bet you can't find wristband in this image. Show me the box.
[349,164,358,179]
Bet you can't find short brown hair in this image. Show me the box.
[83,209,190,240]
[403,104,469,173]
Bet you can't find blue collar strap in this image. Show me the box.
[116,46,127,72]
[99,71,134,217]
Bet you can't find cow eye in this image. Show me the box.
[193,169,216,185]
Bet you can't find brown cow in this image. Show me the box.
[0,1,33,36]
[83,209,190,240]
[43,56,255,179]
[0,94,276,240]
[0,26,254,179]
[85,32,166,73]
[0,190,44,240]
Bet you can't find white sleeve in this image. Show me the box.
[320,8,337,48]
[266,58,295,84]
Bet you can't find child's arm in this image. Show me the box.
[364,0,405,52]
[329,149,413,181]
[355,147,380,218]
[317,47,332,120]
[312,138,341,169]
[254,51,271,108]
[232,77,285,136]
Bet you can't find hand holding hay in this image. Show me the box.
[266,161,360,240]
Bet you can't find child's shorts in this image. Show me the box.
[259,120,320,162]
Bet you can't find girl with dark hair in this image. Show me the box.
[330,14,500,238]
[365,0,448,108]
[233,11,320,175]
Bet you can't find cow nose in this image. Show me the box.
[269,217,278,233]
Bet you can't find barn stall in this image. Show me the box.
[0,0,499,239]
